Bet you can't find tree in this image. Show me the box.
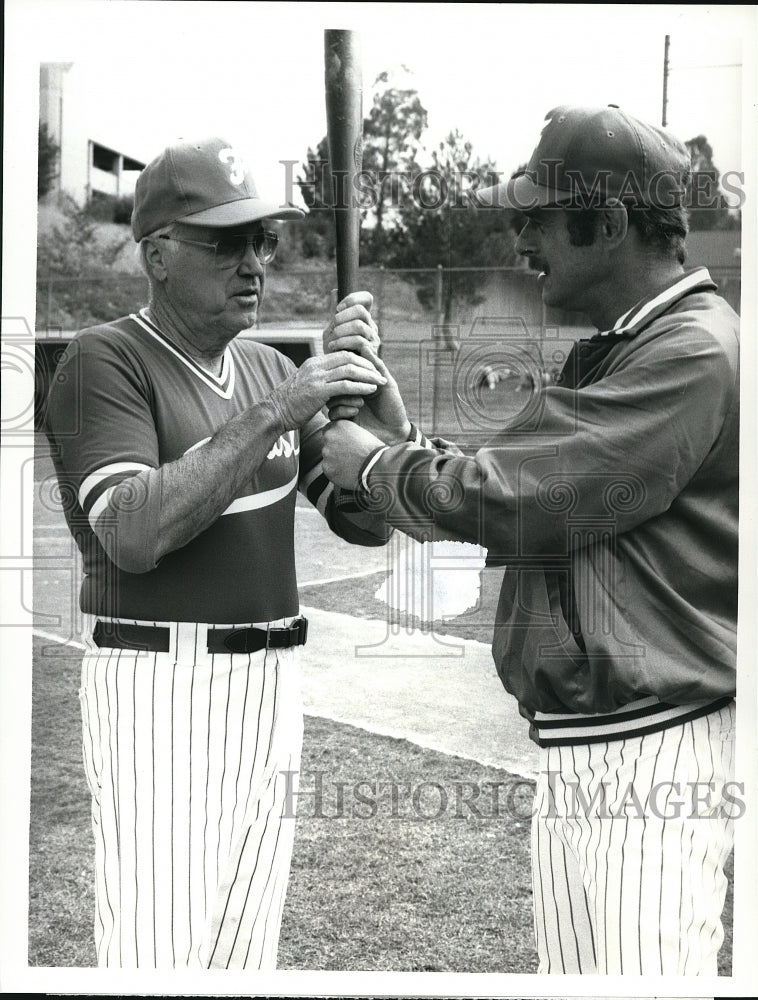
[360,68,428,261]
[38,123,60,200]
[383,129,520,326]
[297,69,428,264]
[296,136,336,259]
[37,194,128,276]
[685,134,740,231]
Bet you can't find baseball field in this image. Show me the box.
[26,306,734,978]
[29,428,542,972]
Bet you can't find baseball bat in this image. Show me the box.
[324,28,363,303]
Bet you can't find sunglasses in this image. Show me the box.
[159,231,279,268]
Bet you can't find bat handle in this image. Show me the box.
[327,286,365,423]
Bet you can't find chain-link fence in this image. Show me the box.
[34,265,585,332]
[36,274,151,334]
[34,263,742,441]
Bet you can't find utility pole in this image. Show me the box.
[662,34,670,127]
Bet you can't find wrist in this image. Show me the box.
[398,419,413,442]
[257,394,288,437]
[376,419,412,446]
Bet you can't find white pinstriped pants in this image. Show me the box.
[531,701,736,976]
[78,618,303,969]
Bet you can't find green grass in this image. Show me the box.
[28,637,536,972]
[278,716,536,973]
[28,630,733,974]
[29,640,97,968]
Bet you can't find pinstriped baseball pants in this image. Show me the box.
[531,701,735,976]
[78,619,303,969]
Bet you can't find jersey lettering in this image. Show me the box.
[267,430,300,460]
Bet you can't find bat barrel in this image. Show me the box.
[324,29,363,302]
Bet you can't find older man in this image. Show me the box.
[323,106,739,978]
[43,136,395,970]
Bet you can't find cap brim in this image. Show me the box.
[473,173,574,211]
[178,197,306,227]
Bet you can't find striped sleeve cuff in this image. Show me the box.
[78,462,154,531]
[359,445,391,493]
[406,423,436,449]
[356,425,438,495]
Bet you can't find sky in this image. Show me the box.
[4,1,755,209]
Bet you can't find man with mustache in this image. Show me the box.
[322,106,739,979]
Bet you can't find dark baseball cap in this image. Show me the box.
[475,105,691,211]
[132,136,304,241]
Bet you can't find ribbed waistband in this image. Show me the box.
[527,695,734,747]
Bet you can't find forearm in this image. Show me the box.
[366,413,412,446]
[154,398,283,558]
[362,418,686,559]
[100,398,284,571]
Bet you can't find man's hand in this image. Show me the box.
[267,351,386,430]
[322,419,386,490]
[323,290,381,357]
[323,290,411,443]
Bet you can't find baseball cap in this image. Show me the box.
[475,105,691,211]
[132,136,305,241]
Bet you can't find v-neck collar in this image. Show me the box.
[132,309,236,399]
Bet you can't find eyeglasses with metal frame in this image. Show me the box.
[158,231,279,268]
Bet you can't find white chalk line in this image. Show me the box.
[298,566,386,588]
[30,627,533,776]
[303,709,537,781]
[33,628,85,651]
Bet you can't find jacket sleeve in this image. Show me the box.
[297,410,393,546]
[363,323,738,561]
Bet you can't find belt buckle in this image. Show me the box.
[266,616,308,650]
[218,617,309,654]
[295,616,308,646]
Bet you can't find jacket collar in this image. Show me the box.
[595,266,717,341]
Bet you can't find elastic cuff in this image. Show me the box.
[358,445,390,493]
[407,423,434,449]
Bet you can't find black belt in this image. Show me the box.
[92,617,308,654]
